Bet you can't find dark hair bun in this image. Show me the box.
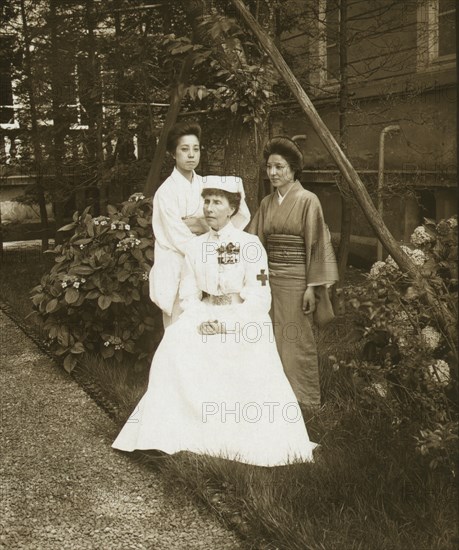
[166,122,202,153]
[263,136,303,179]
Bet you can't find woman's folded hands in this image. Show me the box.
[197,320,226,335]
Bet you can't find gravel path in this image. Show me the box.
[0,310,243,549]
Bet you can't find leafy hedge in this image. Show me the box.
[31,193,162,373]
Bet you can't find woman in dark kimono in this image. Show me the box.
[249,137,339,408]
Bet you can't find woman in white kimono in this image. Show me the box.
[149,121,250,328]
[113,178,317,467]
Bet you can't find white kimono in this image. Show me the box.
[113,222,317,466]
[149,167,251,318]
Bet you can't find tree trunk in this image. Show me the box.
[143,55,194,197]
[49,0,68,241]
[336,0,352,283]
[85,0,105,213]
[20,0,49,251]
[113,4,135,166]
[223,115,267,215]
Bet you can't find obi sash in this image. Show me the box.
[267,234,305,265]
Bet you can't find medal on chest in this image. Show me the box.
[217,242,240,265]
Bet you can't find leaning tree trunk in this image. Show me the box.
[230,0,457,357]
[20,0,49,251]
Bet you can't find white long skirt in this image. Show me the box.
[112,306,317,467]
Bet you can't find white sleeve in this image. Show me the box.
[152,190,196,255]
[178,245,207,321]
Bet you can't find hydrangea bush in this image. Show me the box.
[338,216,458,474]
[31,193,162,373]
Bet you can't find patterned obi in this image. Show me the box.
[203,292,243,306]
[267,234,306,265]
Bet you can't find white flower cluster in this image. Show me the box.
[111,221,131,231]
[93,216,111,226]
[369,261,386,279]
[369,245,427,280]
[103,336,124,350]
[129,192,145,202]
[446,216,457,229]
[427,359,450,387]
[387,245,426,268]
[410,226,433,246]
[116,236,141,251]
[142,272,149,281]
[61,276,86,289]
[420,326,441,350]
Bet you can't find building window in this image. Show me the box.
[438,0,455,57]
[417,0,456,68]
[0,36,19,129]
[310,0,340,90]
[325,0,340,80]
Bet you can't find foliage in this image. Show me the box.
[337,216,458,475]
[31,193,162,373]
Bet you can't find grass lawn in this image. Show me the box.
[1,249,457,550]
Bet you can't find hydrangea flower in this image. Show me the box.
[116,237,141,251]
[93,216,111,227]
[111,221,131,231]
[446,216,457,229]
[369,261,386,279]
[410,226,434,246]
[386,245,426,268]
[128,192,145,202]
[421,326,441,350]
[103,336,125,350]
[427,359,450,387]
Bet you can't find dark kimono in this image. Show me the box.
[248,181,338,406]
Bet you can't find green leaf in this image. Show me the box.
[45,298,59,313]
[69,265,94,276]
[58,222,77,232]
[63,354,77,373]
[70,342,85,354]
[65,287,79,304]
[98,295,112,310]
[101,346,114,359]
[107,204,118,216]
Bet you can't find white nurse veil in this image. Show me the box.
[202,174,251,230]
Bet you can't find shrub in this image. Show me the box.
[336,216,458,475]
[31,192,162,373]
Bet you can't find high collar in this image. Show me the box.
[208,220,235,240]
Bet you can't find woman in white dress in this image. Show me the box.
[114,178,317,467]
[149,121,250,328]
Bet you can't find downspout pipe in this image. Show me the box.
[377,124,400,261]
